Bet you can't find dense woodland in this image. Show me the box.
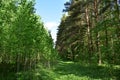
[0,0,57,79]
[56,0,120,65]
[0,0,120,80]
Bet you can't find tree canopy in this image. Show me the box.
[56,0,120,65]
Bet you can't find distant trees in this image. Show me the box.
[56,0,120,65]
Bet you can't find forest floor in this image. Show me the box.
[38,61,120,80]
[0,61,120,80]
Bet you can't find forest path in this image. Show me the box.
[42,61,119,80]
[0,61,119,80]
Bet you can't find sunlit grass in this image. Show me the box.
[37,61,119,80]
[0,61,120,80]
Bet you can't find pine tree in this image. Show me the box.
[56,0,120,64]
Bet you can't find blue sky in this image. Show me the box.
[35,0,68,42]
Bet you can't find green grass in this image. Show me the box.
[32,61,120,80]
[0,61,120,80]
[51,61,119,80]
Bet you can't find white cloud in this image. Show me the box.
[45,22,58,30]
[44,22,59,43]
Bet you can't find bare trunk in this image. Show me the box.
[47,60,51,69]
[105,27,108,47]
[16,54,20,79]
[115,0,120,44]
[94,0,101,65]
[111,36,115,64]
[85,6,92,63]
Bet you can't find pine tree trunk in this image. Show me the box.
[105,26,108,48]
[94,0,101,65]
[16,54,20,79]
[47,60,51,69]
[85,6,92,63]
[111,36,115,64]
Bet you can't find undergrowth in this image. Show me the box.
[0,61,120,80]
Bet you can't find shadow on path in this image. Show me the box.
[54,61,120,80]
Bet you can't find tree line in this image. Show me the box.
[0,0,57,79]
[56,0,120,65]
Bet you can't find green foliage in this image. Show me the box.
[55,74,84,80]
[56,0,120,65]
[0,0,120,79]
[0,61,120,80]
[0,0,57,79]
